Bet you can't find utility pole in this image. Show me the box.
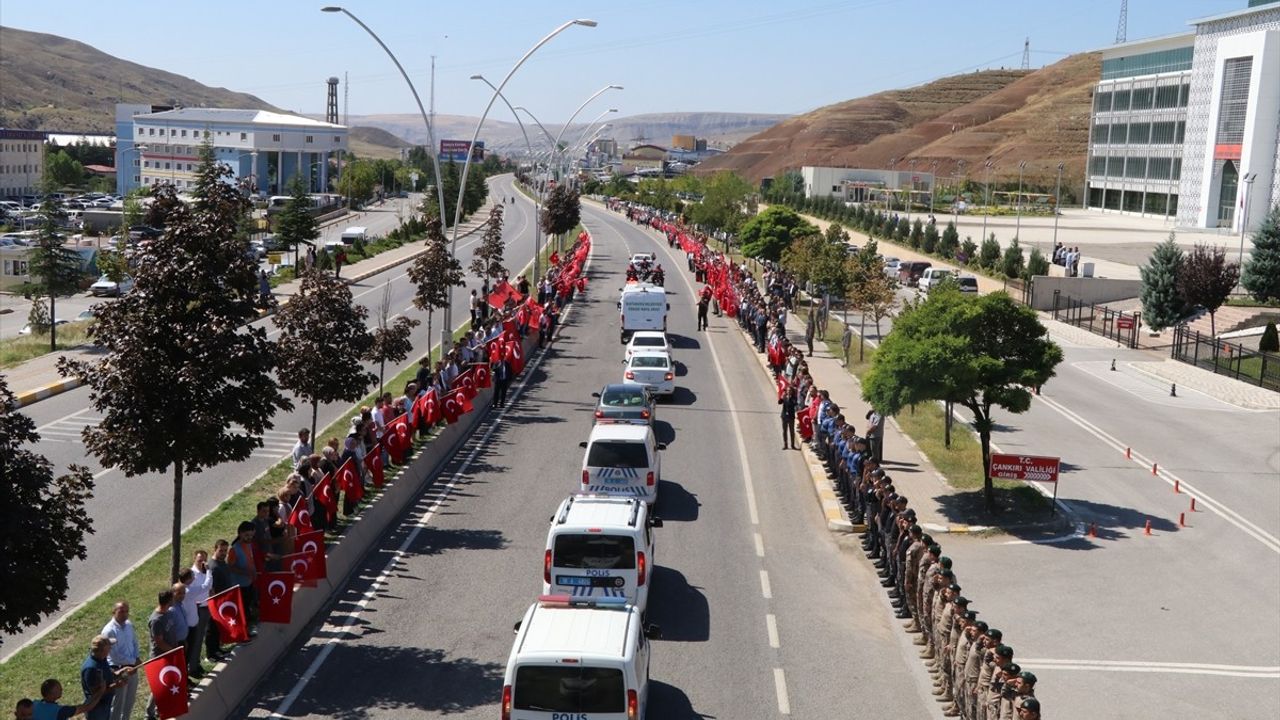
[1021,37,1031,70]
[1053,162,1064,253]
[1015,160,1027,240]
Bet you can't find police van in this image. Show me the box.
[502,595,661,720]
[579,423,664,504]
[617,284,668,344]
[543,495,663,612]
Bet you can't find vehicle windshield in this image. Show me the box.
[554,534,636,569]
[514,666,625,713]
[630,355,669,369]
[602,389,647,407]
[632,336,665,347]
[587,441,649,468]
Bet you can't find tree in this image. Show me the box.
[781,231,849,298]
[143,182,184,229]
[851,252,899,357]
[45,149,85,188]
[408,216,464,353]
[60,156,291,582]
[1260,322,1279,353]
[824,221,850,246]
[959,236,978,266]
[25,184,82,351]
[120,188,147,235]
[938,222,960,259]
[923,222,939,254]
[978,233,1001,270]
[739,205,817,261]
[895,217,910,244]
[366,281,420,395]
[275,175,321,266]
[1140,234,1187,331]
[336,157,378,207]
[1178,243,1241,338]
[470,204,507,293]
[541,184,582,243]
[1241,205,1280,302]
[1000,238,1025,279]
[862,289,1063,512]
[909,219,924,249]
[686,171,753,235]
[275,269,376,441]
[1025,247,1050,280]
[0,376,95,641]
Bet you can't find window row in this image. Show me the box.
[1,143,41,153]
[1091,120,1186,145]
[1089,155,1183,181]
[1,165,38,174]
[1094,84,1190,112]
[139,127,212,139]
[142,161,195,171]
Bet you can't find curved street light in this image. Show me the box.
[321,6,446,242]
[472,73,543,283]
[445,18,597,350]
[514,106,558,151]
[572,108,617,157]
[550,85,622,183]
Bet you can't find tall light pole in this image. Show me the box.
[929,159,939,216]
[447,18,598,350]
[471,73,543,284]
[887,157,898,212]
[906,158,917,222]
[321,6,445,249]
[572,108,617,159]
[1052,162,1064,253]
[1239,172,1257,270]
[1015,160,1027,240]
[551,84,623,182]
[982,159,994,243]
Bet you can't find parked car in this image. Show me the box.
[18,319,69,335]
[90,274,135,297]
[917,268,954,295]
[956,275,979,294]
[128,224,162,240]
[75,309,96,322]
[898,260,932,287]
[882,257,901,278]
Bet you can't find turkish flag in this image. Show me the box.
[549,250,560,267]
[336,456,363,505]
[526,303,543,333]
[442,388,471,424]
[142,647,188,719]
[776,374,788,402]
[287,501,315,534]
[256,572,295,624]
[281,552,316,587]
[311,473,337,524]
[486,280,524,309]
[453,368,477,399]
[474,363,491,389]
[456,387,474,414]
[422,389,440,426]
[798,405,814,441]
[208,586,250,644]
[383,413,412,464]
[505,340,525,375]
[502,317,518,338]
[364,442,386,487]
[296,529,328,582]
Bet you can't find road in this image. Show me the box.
[238,199,937,718]
[1,175,537,659]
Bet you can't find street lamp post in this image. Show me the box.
[929,160,939,216]
[1052,162,1064,253]
[447,18,598,351]
[1239,172,1257,270]
[1015,160,1027,240]
[551,84,623,184]
[887,157,898,212]
[906,158,917,222]
[471,74,543,284]
[982,159,994,244]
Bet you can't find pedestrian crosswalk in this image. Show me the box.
[253,429,301,461]
[37,416,105,443]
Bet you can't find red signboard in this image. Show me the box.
[989,453,1060,483]
[1116,316,1135,330]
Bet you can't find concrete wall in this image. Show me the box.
[187,331,534,720]
[1028,276,1143,310]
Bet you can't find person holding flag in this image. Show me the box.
[206,586,250,645]
[141,647,188,720]
[256,572,295,625]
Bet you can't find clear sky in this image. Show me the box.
[1,0,1249,123]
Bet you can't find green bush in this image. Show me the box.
[960,237,978,266]
[1001,238,1025,279]
[1260,322,1279,353]
[978,234,1001,270]
[1025,247,1050,280]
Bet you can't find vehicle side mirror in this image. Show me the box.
[513,620,522,634]
[644,623,663,640]
[591,392,601,398]
[649,517,664,528]
[656,442,667,451]
[579,441,589,448]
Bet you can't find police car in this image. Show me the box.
[579,423,664,504]
[543,495,662,613]
[503,595,660,720]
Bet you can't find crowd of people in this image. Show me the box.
[610,199,1046,720]
[1051,242,1082,277]
[14,232,594,720]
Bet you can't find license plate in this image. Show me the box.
[556,575,620,588]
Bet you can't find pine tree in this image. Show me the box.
[1259,322,1279,353]
[1025,247,1050,280]
[276,175,321,266]
[923,222,939,254]
[960,237,978,266]
[1241,204,1280,302]
[909,219,924,249]
[978,233,1001,269]
[1140,234,1187,331]
[26,182,83,352]
[1001,238,1025,279]
[938,222,960,258]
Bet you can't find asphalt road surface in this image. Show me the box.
[238,200,937,718]
[1,175,537,658]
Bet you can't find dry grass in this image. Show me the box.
[0,321,94,369]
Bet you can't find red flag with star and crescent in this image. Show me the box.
[474,363,492,389]
[453,367,478,400]
[296,529,328,582]
[311,472,337,524]
[208,586,250,643]
[256,571,295,624]
[336,456,363,504]
[383,413,411,464]
[364,442,386,487]
[142,647,188,719]
[287,500,315,534]
[505,340,525,375]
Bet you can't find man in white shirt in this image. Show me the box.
[101,602,139,720]
[182,553,213,677]
[291,429,312,468]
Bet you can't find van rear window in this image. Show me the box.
[554,534,636,569]
[587,442,649,468]
[514,666,625,713]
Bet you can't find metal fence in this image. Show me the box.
[1171,325,1280,392]
[1050,290,1141,348]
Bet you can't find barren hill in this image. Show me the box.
[348,125,410,160]
[0,25,280,132]
[695,53,1099,188]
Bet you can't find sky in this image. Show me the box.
[1,0,1250,124]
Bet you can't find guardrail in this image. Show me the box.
[1050,290,1140,348]
[1171,325,1280,392]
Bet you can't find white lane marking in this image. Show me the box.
[270,209,575,718]
[1035,392,1280,554]
[754,532,765,558]
[1018,658,1280,679]
[92,468,112,479]
[759,570,772,599]
[766,613,780,648]
[586,207,757,520]
[34,407,95,434]
[773,668,791,715]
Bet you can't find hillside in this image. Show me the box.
[695,52,1099,187]
[0,26,281,132]
[349,125,409,160]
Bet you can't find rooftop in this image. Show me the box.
[1191,0,1280,27]
[519,603,633,658]
[135,108,345,130]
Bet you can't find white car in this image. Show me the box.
[624,331,671,364]
[18,319,69,335]
[623,349,675,397]
[89,274,134,297]
[917,268,954,295]
[882,257,900,277]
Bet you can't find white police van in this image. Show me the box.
[502,595,660,720]
[579,423,664,504]
[543,495,662,613]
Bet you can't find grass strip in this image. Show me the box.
[0,320,94,369]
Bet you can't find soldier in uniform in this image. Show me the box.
[999,672,1036,720]
[961,620,990,720]
[910,546,941,638]
[901,526,927,628]
[1015,697,1040,720]
[988,662,1020,720]
[929,584,961,697]
[975,630,1004,720]
[946,610,979,718]
[981,647,1015,720]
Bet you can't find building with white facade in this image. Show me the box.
[115,104,347,197]
[801,166,934,205]
[1086,0,1280,232]
[0,128,49,198]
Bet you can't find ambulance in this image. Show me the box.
[617,284,668,344]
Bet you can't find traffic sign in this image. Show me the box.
[989,453,1060,483]
[1116,316,1135,330]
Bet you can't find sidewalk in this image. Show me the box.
[4,199,495,408]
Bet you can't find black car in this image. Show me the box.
[591,383,656,425]
[129,224,162,239]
